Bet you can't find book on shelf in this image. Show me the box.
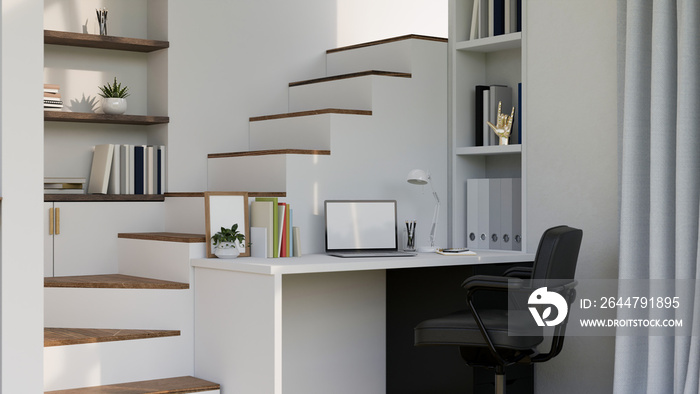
[517,82,522,144]
[86,144,165,196]
[44,177,86,194]
[475,85,489,146]
[467,0,521,40]
[251,200,275,258]
[44,84,64,110]
[251,198,298,258]
[87,144,114,194]
[256,197,279,257]
[43,84,60,94]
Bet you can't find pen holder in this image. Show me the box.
[403,220,416,252]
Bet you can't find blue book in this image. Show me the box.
[134,145,144,195]
[494,0,505,36]
[157,147,162,195]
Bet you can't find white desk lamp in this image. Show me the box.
[407,169,440,253]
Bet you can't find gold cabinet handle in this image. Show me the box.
[49,208,54,235]
[55,207,60,235]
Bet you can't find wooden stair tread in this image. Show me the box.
[326,34,447,54]
[44,376,219,394]
[44,30,169,53]
[45,274,189,289]
[118,232,206,243]
[45,327,180,347]
[250,108,372,122]
[208,149,331,159]
[289,70,411,87]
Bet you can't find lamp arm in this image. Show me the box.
[429,182,440,248]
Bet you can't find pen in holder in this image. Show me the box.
[404,220,416,252]
[96,8,108,36]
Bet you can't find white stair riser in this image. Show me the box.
[164,196,206,235]
[289,76,373,112]
[44,336,193,392]
[208,154,288,193]
[327,39,413,75]
[118,238,204,283]
[44,287,193,329]
[250,114,332,151]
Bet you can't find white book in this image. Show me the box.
[293,227,302,257]
[488,0,494,37]
[277,204,286,257]
[479,0,489,38]
[120,145,130,194]
[250,227,268,258]
[505,0,512,34]
[108,144,120,195]
[469,0,480,40]
[87,144,114,194]
[147,146,155,194]
[128,145,136,195]
[482,89,491,146]
[158,145,166,194]
[251,201,275,258]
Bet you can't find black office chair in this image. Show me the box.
[414,225,583,394]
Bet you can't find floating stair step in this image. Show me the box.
[249,109,372,151]
[326,34,447,75]
[44,328,181,347]
[45,274,189,289]
[118,232,206,243]
[45,376,219,394]
[207,149,330,193]
[288,70,411,112]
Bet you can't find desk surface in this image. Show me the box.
[191,250,536,275]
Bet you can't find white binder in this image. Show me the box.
[466,179,479,249]
[489,179,502,249]
[477,178,491,249]
[512,178,522,251]
[500,178,513,250]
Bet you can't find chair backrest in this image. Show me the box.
[530,226,583,281]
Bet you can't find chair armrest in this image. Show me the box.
[503,266,533,279]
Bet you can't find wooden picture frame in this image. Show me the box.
[204,191,250,258]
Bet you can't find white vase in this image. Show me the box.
[214,242,240,259]
[102,98,127,115]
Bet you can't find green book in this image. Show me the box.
[255,197,279,258]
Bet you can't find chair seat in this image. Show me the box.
[414,309,543,350]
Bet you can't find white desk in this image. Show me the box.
[192,251,535,394]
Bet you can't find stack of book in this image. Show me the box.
[87,144,166,195]
[468,0,522,40]
[250,197,301,258]
[44,84,63,111]
[44,177,86,194]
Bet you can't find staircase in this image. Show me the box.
[43,232,219,393]
[208,34,448,254]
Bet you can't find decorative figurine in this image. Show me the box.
[96,8,108,36]
[487,101,515,145]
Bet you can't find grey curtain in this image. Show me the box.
[615,0,700,393]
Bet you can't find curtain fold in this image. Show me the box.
[615,0,700,393]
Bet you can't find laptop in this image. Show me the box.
[324,200,417,258]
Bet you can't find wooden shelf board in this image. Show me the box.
[44,30,169,53]
[44,327,180,347]
[455,144,522,156]
[455,32,522,53]
[208,149,331,159]
[250,108,372,122]
[118,232,206,243]
[45,194,165,202]
[327,34,446,54]
[44,376,220,394]
[45,274,189,289]
[45,111,169,125]
[163,192,286,198]
[289,70,411,87]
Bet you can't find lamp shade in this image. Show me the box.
[407,169,430,185]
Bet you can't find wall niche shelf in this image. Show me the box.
[455,32,521,52]
[44,194,165,203]
[455,144,522,156]
[44,30,169,52]
[44,111,169,126]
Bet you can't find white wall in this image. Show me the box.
[525,0,618,392]
[1,0,45,391]
[336,0,448,47]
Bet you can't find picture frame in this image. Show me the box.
[204,191,250,258]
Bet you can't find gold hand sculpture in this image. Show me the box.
[487,101,515,145]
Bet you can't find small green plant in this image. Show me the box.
[211,224,246,247]
[98,77,130,98]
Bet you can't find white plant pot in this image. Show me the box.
[102,98,127,115]
[214,242,240,259]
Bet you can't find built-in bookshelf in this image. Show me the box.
[448,0,526,251]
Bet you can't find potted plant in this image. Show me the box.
[211,224,246,259]
[98,77,130,115]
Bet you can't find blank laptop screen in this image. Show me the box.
[325,200,398,251]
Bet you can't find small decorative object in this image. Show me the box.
[211,224,246,259]
[96,8,108,36]
[487,101,515,145]
[204,191,250,258]
[98,77,130,115]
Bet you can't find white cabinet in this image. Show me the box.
[448,0,526,250]
[44,201,165,277]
